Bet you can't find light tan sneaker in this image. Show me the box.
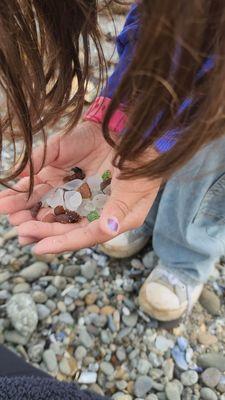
[139,263,203,321]
[98,226,151,258]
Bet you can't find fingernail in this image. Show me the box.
[107,217,119,232]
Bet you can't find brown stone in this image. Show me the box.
[100,306,116,315]
[77,183,92,199]
[85,292,98,305]
[198,333,217,346]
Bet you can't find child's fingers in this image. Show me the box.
[0,176,41,200]
[18,218,87,239]
[21,135,60,177]
[0,184,51,214]
[19,236,37,246]
[8,210,33,226]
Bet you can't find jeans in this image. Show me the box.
[145,137,225,284]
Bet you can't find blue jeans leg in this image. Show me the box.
[146,137,225,284]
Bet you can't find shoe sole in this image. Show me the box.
[98,236,150,259]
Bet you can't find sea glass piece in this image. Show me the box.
[78,199,95,217]
[86,175,102,196]
[61,179,83,191]
[64,191,82,211]
[93,194,108,211]
[42,188,64,208]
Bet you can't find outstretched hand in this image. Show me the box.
[0,121,161,254]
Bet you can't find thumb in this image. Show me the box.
[99,195,131,237]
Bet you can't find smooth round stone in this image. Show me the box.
[81,260,97,280]
[163,358,174,380]
[19,262,48,282]
[115,381,127,391]
[6,293,38,336]
[134,376,153,397]
[59,355,77,376]
[28,342,45,363]
[75,346,87,361]
[43,349,58,372]
[100,361,114,376]
[36,304,51,321]
[4,330,29,345]
[13,283,31,294]
[53,276,67,290]
[200,387,217,400]
[0,290,10,300]
[197,353,225,372]
[199,289,220,316]
[45,285,57,298]
[63,264,80,277]
[85,292,98,305]
[165,381,182,400]
[198,333,217,346]
[116,348,126,362]
[78,371,97,384]
[58,312,74,325]
[201,368,221,388]
[142,251,155,269]
[155,335,174,352]
[122,313,138,328]
[32,291,48,304]
[181,370,199,386]
[79,327,94,348]
[137,359,151,375]
[217,375,225,393]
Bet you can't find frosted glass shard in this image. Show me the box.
[64,191,82,211]
[93,194,108,211]
[42,188,64,208]
[86,175,102,195]
[78,199,95,217]
[61,179,83,191]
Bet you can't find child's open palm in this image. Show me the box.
[0,122,160,254]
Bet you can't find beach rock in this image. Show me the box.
[134,376,153,397]
[19,262,48,282]
[197,353,225,372]
[200,387,217,400]
[6,293,38,336]
[43,349,58,373]
[181,370,198,386]
[199,289,220,316]
[201,368,221,388]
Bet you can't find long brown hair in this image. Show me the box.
[104,0,225,180]
[0,0,104,191]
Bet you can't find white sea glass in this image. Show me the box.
[61,179,83,191]
[42,188,64,208]
[64,191,82,211]
[93,194,108,211]
[78,199,95,216]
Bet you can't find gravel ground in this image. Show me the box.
[1,4,225,400]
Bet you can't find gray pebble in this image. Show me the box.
[197,353,225,372]
[122,313,138,328]
[200,387,217,400]
[142,251,155,269]
[74,346,87,361]
[46,299,56,311]
[199,289,220,316]
[28,342,45,363]
[100,361,114,376]
[45,285,57,298]
[32,291,48,304]
[81,259,97,280]
[6,293,38,336]
[53,276,67,290]
[43,349,58,372]
[146,395,158,400]
[79,327,94,348]
[134,376,153,397]
[4,330,29,345]
[112,393,132,400]
[155,335,174,352]
[19,262,48,282]
[0,271,11,284]
[0,290,10,300]
[163,358,174,381]
[36,304,51,321]
[181,370,199,386]
[78,371,97,384]
[217,374,225,393]
[201,368,221,388]
[165,381,182,400]
[13,283,30,294]
[137,359,151,375]
[116,348,126,362]
[63,264,80,277]
[58,312,74,325]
